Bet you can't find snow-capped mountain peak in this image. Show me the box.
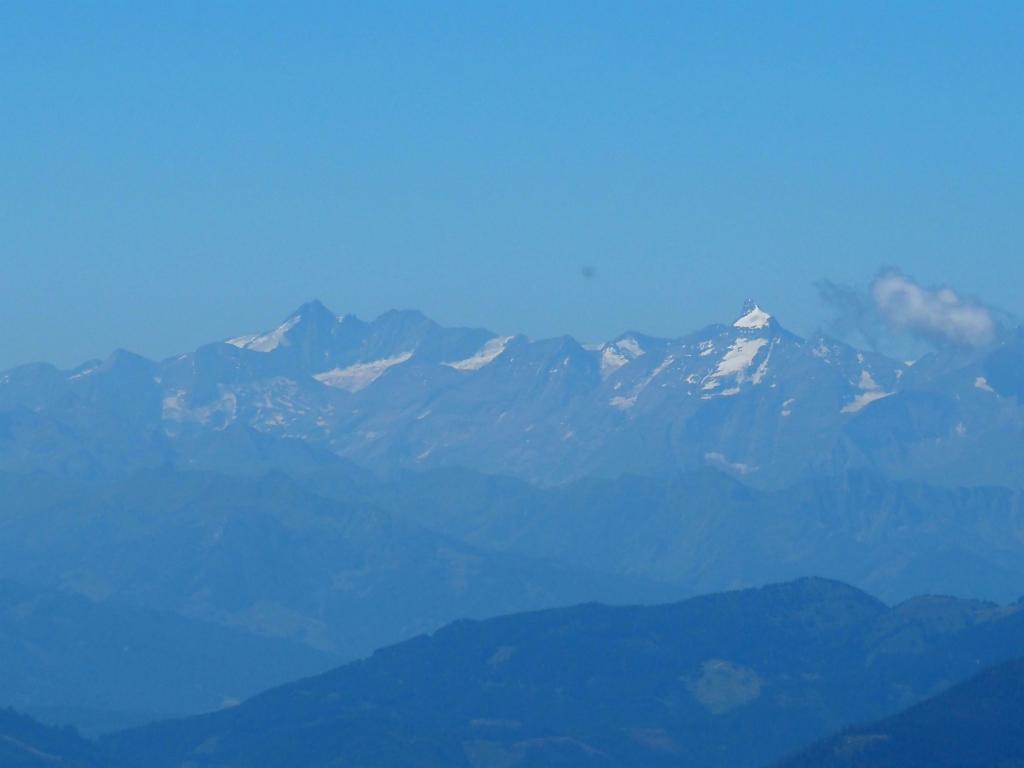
[226,300,340,353]
[8,299,1024,489]
[733,301,773,330]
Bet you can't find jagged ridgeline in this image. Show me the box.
[4,301,1024,766]
[6,577,1024,767]
[2,300,1023,487]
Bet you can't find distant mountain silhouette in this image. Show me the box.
[0,578,334,734]
[3,302,1024,488]
[0,469,673,662]
[0,707,108,767]
[102,578,1024,768]
[775,658,1024,767]
[342,465,1024,604]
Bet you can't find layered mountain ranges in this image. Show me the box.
[7,578,1024,767]
[99,578,1024,768]
[5,299,1024,762]
[3,464,1024,738]
[3,299,1024,487]
[0,578,333,735]
[0,470,670,664]
[338,467,1024,605]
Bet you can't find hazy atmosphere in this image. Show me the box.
[2,4,1024,768]
[3,2,1022,368]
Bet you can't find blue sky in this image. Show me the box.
[2,2,1021,368]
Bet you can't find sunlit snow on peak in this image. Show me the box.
[599,337,645,378]
[225,335,257,349]
[616,337,645,357]
[733,304,772,330]
[444,336,513,371]
[237,316,302,353]
[601,347,629,377]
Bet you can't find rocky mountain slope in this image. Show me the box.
[3,300,1022,487]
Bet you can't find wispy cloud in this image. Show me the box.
[870,270,997,348]
[817,269,1002,352]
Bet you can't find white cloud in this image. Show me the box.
[870,271,997,348]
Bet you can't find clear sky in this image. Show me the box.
[2,2,1021,369]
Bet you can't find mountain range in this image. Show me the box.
[100,578,1024,768]
[5,300,1024,764]
[4,463,1024,734]
[5,578,1023,767]
[0,470,669,664]
[3,300,1024,487]
[0,707,107,768]
[0,578,333,735]
[345,467,1024,604]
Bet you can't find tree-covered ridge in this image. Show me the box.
[775,658,1024,767]
[101,578,1024,768]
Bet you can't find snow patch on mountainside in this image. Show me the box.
[162,389,239,427]
[812,340,833,360]
[444,337,512,371]
[226,335,257,349]
[316,352,414,392]
[608,355,675,409]
[841,390,892,414]
[714,338,768,378]
[841,367,893,413]
[733,305,772,330]
[162,390,186,419]
[601,347,629,377]
[752,345,773,385]
[238,317,301,353]
[858,370,879,390]
[617,337,645,357]
[702,338,768,395]
[705,451,756,474]
[68,366,99,381]
[599,338,645,378]
[647,356,675,382]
